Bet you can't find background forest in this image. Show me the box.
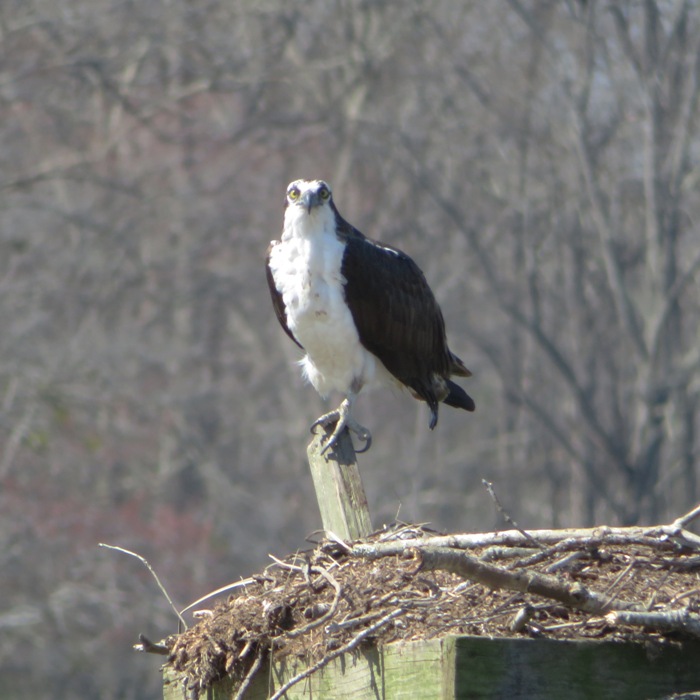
[2,1,699,698]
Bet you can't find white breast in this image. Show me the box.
[268,206,387,398]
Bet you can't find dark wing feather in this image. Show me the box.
[340,232,452,402]
[265,241,302,349]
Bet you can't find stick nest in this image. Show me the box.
[163,523,700,697]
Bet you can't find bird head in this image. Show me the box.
[285,179,333,215]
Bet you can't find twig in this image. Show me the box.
[180,578,255,615]
[268,553,304,571]
[99,543,187,630]
[324,609,388,634]
[544,550,587,574]
[509,604,535,633]
[238,639,254,660]
[324,530,352,553]
[672,503,700,530]
[515,538,582,569]
[601,558,636,599]
[668,588,700,607]
[268,608,404,700]
[482,480,545,549]
[233,649,265,700]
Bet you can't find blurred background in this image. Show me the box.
[2,1,699,697]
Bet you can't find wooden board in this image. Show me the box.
[451,636,700,699]
[163,635,700,700]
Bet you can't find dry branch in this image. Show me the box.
[99,543,187,630]
[482,479,545,549]
[606,609,700,638]
[180,578,256,616]
[233,650,265,700]
[350,521,700,559]
[135,633,169,655]
[673,503,700,531]
[415,546,639,615]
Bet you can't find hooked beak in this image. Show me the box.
[300,190,321,214]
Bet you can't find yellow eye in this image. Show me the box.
[288,187,300,200]
[319,186,330,200]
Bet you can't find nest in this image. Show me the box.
[163,521,700,698]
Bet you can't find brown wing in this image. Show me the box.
[340,233,453,403]
[265,241,302,349]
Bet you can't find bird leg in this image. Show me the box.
[311,395,372,454]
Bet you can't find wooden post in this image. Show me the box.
[306,428,373,541]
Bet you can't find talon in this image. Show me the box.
[354,430,372,454]
[311,398,372,454]
[320,428,346,455]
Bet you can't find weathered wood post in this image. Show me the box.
[306,427,372,540]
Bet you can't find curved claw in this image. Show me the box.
[311,399,372,455]
[353,430,372,454]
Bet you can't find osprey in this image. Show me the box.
[266,179,475,453]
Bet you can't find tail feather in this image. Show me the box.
[422,372,475,431]
[443,379,476,412]
[449,352,472,378]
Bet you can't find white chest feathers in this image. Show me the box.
[269,207,384,397]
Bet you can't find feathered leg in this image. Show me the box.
[311,391,372,454]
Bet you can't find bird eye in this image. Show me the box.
[319,186,330,200]
[288,187,300,200]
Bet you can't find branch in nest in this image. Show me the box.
[606,609,700,639]
[672,503,700,531]
[180,577,255,616]
[415,546,639,615]
[482,479,545,549]
[99,543,187,630]
[232,649,265,700]
[134,634,169,655]
[351,522,700,559]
